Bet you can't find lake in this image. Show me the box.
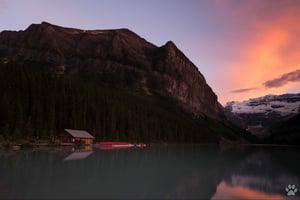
[0,145,300,199]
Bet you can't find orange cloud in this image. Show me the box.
[215,1,300,104]
[231,87,258,93]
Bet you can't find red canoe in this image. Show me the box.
[97,141,134,150]
[98,142,132,146]
[136,143,146,148]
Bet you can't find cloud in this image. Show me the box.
[230,87,258,93]
[213,0,300,104]
[264,69,300,88]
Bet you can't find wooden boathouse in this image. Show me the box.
[58,129,94,145]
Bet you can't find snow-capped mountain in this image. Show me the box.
[226,94,300,115]
[224,93,300,138]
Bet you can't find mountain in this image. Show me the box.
[269,113,300,144]
[0,21,222,120]
[0,22,244,143]
[224,93,300,139]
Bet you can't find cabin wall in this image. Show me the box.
[76,138,93,145]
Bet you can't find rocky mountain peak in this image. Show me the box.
[165,40,177,50]
[0,22,223,120]
[162,40,182,60]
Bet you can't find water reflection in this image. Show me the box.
[64,146,93,161]
[212,181,287,200]
[212,147,300,200]
[0,145,225,199]
[0,145,299,199]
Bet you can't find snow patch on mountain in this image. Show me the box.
[224,93,300,138]
[226,94,300,116]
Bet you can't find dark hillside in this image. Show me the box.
[0,22,253,144]
[0,62,240,143]
[268,114,300,144]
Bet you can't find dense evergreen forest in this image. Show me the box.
[0,62,241,143]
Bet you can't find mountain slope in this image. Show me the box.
[224,93,300,138]
[0,22,247,143]
[0,61,242,143]
[0,21,222,120]
[268,113,300,144]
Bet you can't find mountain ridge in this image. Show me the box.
[0,21,222,120]
[224,93,300,139]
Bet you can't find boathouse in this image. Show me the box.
[58,129,94,145]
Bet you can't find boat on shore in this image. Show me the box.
[96,142,146,150]
[97,142,134,150]
[98,141,134,147]
[136,143,146,148]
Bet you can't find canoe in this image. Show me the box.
[97,141,134,150]
[97,145,132,150]
[98,141,133,146]
[96,142,146,150]
[136,143,146,147]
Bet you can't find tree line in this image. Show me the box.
[0,62,239,143]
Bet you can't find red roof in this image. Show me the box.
[64,129,94,139]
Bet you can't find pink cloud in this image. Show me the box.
[213,0,300,103]
[264,69,300,88]
[230,88,258,93]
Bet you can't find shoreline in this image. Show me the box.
[1,140,299,150]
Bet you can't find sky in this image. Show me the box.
[1,0,300,105]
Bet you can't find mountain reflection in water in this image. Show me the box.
[0,145,299,199]
[213,147,300,200]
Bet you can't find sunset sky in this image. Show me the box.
[1,0,300,104]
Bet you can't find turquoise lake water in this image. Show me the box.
[0,145,299,199]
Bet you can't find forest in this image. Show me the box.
[0,62,242,144]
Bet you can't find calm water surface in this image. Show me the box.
[0,145,300,199]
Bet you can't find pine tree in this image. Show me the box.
[25,117,33,140]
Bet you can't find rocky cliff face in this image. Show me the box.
[0,22,222,120]
[153,41,222,119]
